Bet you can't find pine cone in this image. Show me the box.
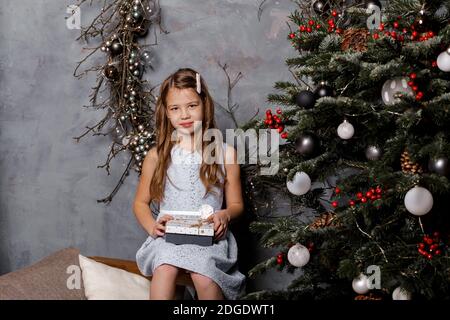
[354,293,383,300]
[341,28,370,52]
[401,150,423,174]
[309,212,341,230]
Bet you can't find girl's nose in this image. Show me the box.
[181,108,190,119]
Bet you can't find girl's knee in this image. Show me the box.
[190,273,218,289]
[154,264,180,277]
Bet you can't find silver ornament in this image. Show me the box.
[337,119,354,140]
[404,186,433,216]
[286,172,311,196]
[381,77,414,105]
[365,145,382,161]
[392,287,412,300]
[352,274,370,294]
[138,125,144,131]
[287,243,310,267]
[437,49,450,72]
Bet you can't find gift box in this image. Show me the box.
[161,209,214,246]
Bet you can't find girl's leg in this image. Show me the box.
[190,272,224,300]
[150,264,180,300]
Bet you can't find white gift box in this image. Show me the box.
[160,209,214,246]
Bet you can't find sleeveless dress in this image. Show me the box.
[136,142,246,300]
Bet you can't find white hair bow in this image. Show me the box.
[196,73,201,94]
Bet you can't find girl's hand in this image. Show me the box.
[150,214,174,238]
[206,210,231,241]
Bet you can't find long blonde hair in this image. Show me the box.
[149,68,225,203]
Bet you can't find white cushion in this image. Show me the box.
[78,254,150,300]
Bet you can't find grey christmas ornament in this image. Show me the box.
[295,134,319,157]
[110,39,123,56]
[428,157,449,176]
[295,90,316,109]
[365,145,382,161]
[314,82,335,99]
[381,77,414,105]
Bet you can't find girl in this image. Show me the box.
[134,68,246,300]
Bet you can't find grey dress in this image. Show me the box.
[136,142,246,300]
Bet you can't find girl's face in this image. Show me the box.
[166,87,203,136]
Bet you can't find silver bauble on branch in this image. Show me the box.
[428,156,450,176]
[437,48,450,72]
[337,119,354,140]
[287,243,310,267]
[404,186,433,216]
[392,287,412,300]
[381,77,414,105]
[286,172,312,196]
[365,145,382,160]
[352,274,370,294]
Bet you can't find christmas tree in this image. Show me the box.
[242,0,450,300]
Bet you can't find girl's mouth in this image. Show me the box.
[180,122,193,128]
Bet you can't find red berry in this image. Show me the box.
[366,191,373,197]
[428,31,434,37]
[373,33,379,40]
[407,81,414,87]
[433,231,440,238]
[332,201,338,208]
[264,120,270,125]
[426,238,434,245]
[409,73,417,79]
[376,194,381,199]
[403,28,408,34]
[435,250,442,255]
[300,25,306,32]
[335,28,342,34]
[412,86,418,91]
[276,108,282,114]
[370,195,377,201]
[266,109,272,114]
[357,192,363,199]
[281,132,288,139]
[332,10,338,17]
[393,22,399,28]
[390,31,397,38]
[416,92,423,100]
[427,254,433,260]
[308,20,314,26]
[268,120,273,125]
[379,23,385,31]
[328,19,334,26]
[349,200,355,206]
[412,31,418,37]
[306,27,312,33]
[419,243,425,249]
[335,187,341,194]
[361,197,367,203]
[289,33,295,39]
[376,188,382,194]
[277,127,283,133]
[432,61,437,67]
[316,24,321,29]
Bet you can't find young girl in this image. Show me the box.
[134,68,246,300]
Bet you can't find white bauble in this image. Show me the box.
[381,77,414,105]
[287,243,310,267]
[352,274,370,294]
[392,287,412,300]
[286,172,311,196]
[437,49,450,72]
[404,186,433,216]
[337,120,355,140]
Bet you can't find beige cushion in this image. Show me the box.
[79,255,150,300]
[0,247,86,300]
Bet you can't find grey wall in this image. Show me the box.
[0,0,301,293]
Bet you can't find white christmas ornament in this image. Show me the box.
[352,274,370,294]
[437,48,450,72]
[381,77,414,105]
[392,287,412,300]
[337,120,355,139]
[286,172,312,196]
[199,204,214,220]
[404,186,433,216]
[287,243,310,267]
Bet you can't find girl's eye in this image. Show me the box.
[170,107,178,111]
[189,105,197,108]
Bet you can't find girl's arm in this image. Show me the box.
[133,147,159,235]
[221,144,244,221]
